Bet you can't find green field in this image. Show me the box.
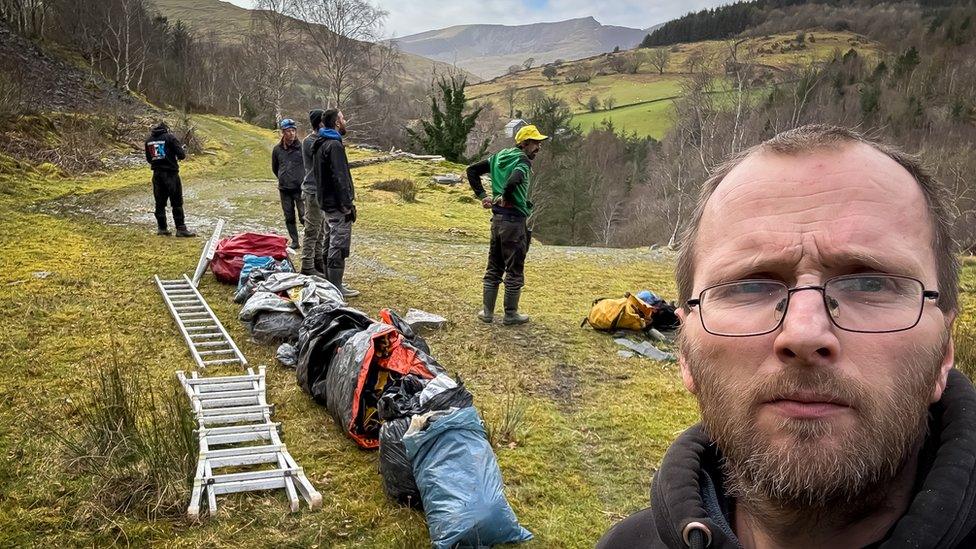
[573,98,676,139]
[469,31,883,139]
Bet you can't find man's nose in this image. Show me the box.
[773,288,840,366]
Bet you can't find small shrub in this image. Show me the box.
[484,375,528,448]
[372,178,418,202]
[42,347,196,522]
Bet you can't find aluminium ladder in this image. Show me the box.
[155,273,247,369]
[177,366,322,520]
[192,218,224,287]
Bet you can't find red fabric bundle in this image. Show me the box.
[211,232,289,284]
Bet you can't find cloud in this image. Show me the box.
[224,0,732,38]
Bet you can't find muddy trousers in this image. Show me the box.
[300,191,327,270]
[323,209,353,289]
[152,170,186,230]
[279,189,305,243]
[483,214,529,292]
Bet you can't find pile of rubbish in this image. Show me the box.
[293,304,532,547]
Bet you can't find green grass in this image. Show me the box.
[573,99,677,139]
[0,113,702,547]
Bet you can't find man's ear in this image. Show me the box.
[932,313,957,404]
[676,307,697,394]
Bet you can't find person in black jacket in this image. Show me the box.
[311,109,359,298]
[271,118,305,249]
[599,125,976,548]
[144,122,195,237]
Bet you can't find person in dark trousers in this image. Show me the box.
[301,109,328,277]
[272,118,305,249]
[144,122,195,237]
[466,124,548,325]
[311,109,359,298]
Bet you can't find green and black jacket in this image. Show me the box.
[466,147,533,218]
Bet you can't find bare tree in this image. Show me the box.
[502,84,518,118]
[253,0,296,123]
[648,47,670,75]
[0,0,51,37]
[290,0,396,109]
[522,57,535,70]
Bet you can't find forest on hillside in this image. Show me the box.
[520,0,976,249]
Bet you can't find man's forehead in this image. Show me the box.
[695,143,935,280]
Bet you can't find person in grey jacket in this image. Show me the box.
[271,118,305,249]
[300,109,328,277]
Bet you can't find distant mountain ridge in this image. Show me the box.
[150,0,479,84]
[393,17,652,79]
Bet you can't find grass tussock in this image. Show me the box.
[372,178,419,202]
[484,371,529,449]
[43,345,196,524]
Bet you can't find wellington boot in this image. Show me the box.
[502,287,530,326]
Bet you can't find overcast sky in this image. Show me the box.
[224,0,733,39]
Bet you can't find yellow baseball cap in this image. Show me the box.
[515,124,548,145]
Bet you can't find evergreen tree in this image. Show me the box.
[406,76,490,163]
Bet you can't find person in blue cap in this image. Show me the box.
[271,118,305,249]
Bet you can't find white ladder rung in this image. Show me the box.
[184,373,262,384]
[199,423,280,436]
[204,444,284,459]
[190,333,223,339]
[199,404,273,416]
[207,431,274,445]
[208,452,281,468]
[197,381,253,392]
[199,412,269,425]
[210,477,289,496]
[206,467,296,484]
[199,396,260,408]
[195,388,262,400]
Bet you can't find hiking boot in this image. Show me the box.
[175,227,197,238]
[157,228,172,236]
[503,287,529,326]
[478,284,499,323]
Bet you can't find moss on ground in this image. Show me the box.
[3,112,973,547]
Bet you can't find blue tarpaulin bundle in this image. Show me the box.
[403,407,532,549]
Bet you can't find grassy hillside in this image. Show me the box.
[469,31,882,138]
[150,0,480,85]
[0,113,696,547]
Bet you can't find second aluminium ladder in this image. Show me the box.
[155,274,247,369]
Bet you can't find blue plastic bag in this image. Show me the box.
[404,407,532,549]
[238,254,276,290]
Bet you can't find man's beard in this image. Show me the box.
[684,335,946,523]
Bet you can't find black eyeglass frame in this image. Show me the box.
[686,274,940,337]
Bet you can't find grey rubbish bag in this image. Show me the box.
[403,407,532,549]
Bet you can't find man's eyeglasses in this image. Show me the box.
[686,274,940,337]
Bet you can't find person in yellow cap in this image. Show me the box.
[465,124,548,325]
